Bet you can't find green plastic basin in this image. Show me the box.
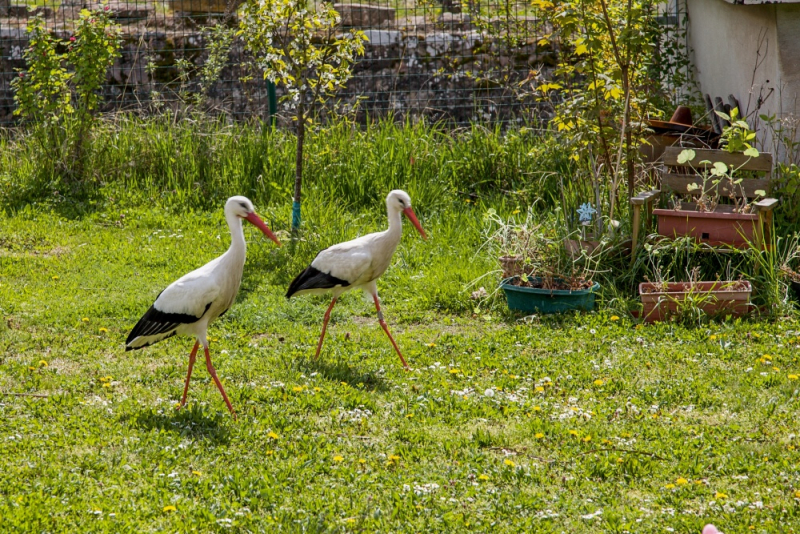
[500,277,600,314]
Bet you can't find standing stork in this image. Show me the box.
[286,190,427,368]
[125,196,281,418]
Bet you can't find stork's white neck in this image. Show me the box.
[225,210,247,259]
[386,206,403,235]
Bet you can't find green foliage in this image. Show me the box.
[717,108,758,155]
[70,7,122,116]
[238,0,367,232]
[10,16,73,124]
[774,163,800,229]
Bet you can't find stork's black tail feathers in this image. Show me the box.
[286,265,349,298]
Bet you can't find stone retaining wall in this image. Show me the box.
[0,4,557,124]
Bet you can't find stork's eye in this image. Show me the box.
[239,202,247,210]
[398,199,406,207]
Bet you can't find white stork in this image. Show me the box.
[125,196,281,418]
[286,190,427,368]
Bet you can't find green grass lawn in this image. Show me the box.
[2,202,800,533]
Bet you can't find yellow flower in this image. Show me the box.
[99,327,108,333]
[535,433,544,439]
[268,431,279,440]
[405,413,414,418]
[582,435,592,443]
[358,458,366,464]
[794,490,800,499]
[593,379,604,386]
[82,317,89,322]
[449,368,460,374]
[533,406,541,412]
[789,374,799,380]
[163,505,176,512]
[52,275,59,280]
[478,474,489,480]
[292,386,303,392]
[265,450,274,456]
[535,386,545,393]
[504,459,516,467]
[602,439,612,445]
[388,454,400,462]
[616,457,624,464]
[676,477,688,485]
[346,518,356,524]
[610,315,619,321]
[512,209,521,215]
[192,471,202,476]
[314,387,321,392]
[102,382,111,388]
[665,483,675,489]
[38,360,47,367]
[427,342,436,347]
[709,335,717,341]
[569,430,579,437]
[333,455,344,462]
[715,492,728,499]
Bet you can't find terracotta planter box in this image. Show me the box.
[654,206,758,247]
[639,281,752,323]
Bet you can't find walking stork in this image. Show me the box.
[125,196,281,418]
[286,190,427,368]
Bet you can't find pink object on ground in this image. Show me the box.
[702,525,720,534]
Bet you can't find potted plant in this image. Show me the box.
[653,110,777,248]
[482,209,601,314]
[639,269,752,323]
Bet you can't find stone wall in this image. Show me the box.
[0,3,557,124]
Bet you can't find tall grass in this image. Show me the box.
[1,115,561,218]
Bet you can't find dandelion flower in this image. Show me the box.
[610,316,619,321]
[314,387,321,392]
[582,435,592,443]
[676,477,688,485]
[388,455,400,462]
[504,459,515,467]
[427,342,436,347]
[358,458,366,464]
[346,518,356,524]
[714,492,727,499]
[616,457,623,464]
[569,430,579,437]
[192,471,202,476]
[163,505,176,512]
[794,490,800,499]
[449,368,460,374]
[333,456,344,462]
[99,327,108,333]
[789,374,799,380]
[532,406,541,412]
[39,360,48,367]
[593,379,604,386]
[268,431,279,440]
[709,335,717,341]
[535,432,544,439]
[292,386,303,392]
[82,317,89,322]
[535,386,545,393]
[512,209,521,214]
[52,275,59,280]
[478,474,489,481]
[406,414,414,418]
[665,483,675,489]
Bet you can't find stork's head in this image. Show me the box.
[386,190,427,240]
[225,196,281,247]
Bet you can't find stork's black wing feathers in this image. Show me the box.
[125,302,212,350]
[286,265,350,298]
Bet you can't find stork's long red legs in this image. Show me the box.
[178,341,200,409]
[176,340,236,420]
[204,345,236,420]
[373,294,409,369]
[315,297,338,360]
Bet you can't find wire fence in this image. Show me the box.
[0,0,683,126]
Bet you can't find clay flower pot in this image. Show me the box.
[639,281,752,323]
[654,206,758,247]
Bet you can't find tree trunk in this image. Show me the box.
[292,103,305,237]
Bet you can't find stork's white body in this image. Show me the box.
[125,196,280,417]
[286,190,427,368]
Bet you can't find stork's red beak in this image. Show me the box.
[402,207,427,240]
[245,211,281,247]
